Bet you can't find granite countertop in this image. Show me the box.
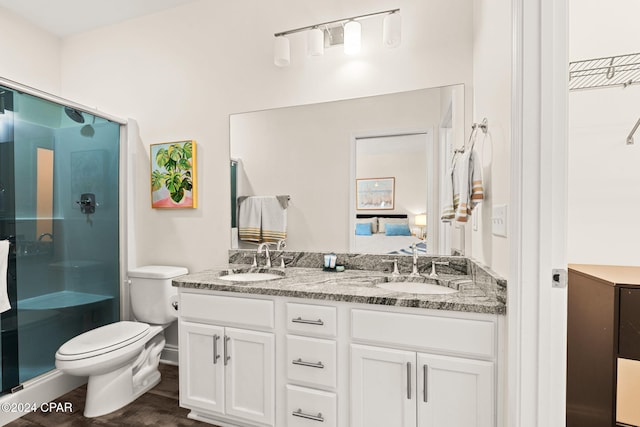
[173,263,506,315]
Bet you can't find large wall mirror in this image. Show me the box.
[230,84,464,255]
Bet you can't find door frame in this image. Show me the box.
[509,0,568,426]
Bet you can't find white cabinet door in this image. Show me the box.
[179,321,225,415]
[224,327,275,426]
[417,353,494,427]
[351,344,417,427]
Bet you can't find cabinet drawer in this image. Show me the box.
[286,303,336,338]
[180,292,274,329]
[286,385,336,427]
[619,287,640,360]
[287,335,336,389]
[351,309,495,359]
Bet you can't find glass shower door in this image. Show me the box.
[0,86,121,389]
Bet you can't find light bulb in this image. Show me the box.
[308,27,324,56]
[383,12,401,48]
[344,20,361,55]
[274,36,290,67]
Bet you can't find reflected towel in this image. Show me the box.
[238,196,262,243]
[261,196,287,243]
[0,240,10,313]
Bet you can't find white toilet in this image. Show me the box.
[55,265,188,418]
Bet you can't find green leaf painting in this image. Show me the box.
[150,140,197,208]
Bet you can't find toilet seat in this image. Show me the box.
[56,321,150,361]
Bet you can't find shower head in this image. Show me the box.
[64,107,85,124]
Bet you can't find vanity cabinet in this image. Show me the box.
[351,345,493,427]
[177,288,502,427]
[350,307,495,427]
[179,293,275,427]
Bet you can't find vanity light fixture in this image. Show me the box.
[383,11,401,48]
[273,8,400,67]
[343,20,361,55]
[308,27,324,56]
[274,35,290,67]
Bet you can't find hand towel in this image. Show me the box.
[261,196,287,243]
[238,197,262,243]
[0,240,11,313]
[453,150,472,222]
[441,158,456,222]
[468,145,484,209]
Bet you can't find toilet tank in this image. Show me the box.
[128,265,188,325]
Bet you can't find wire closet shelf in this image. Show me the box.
[569,52,640,91]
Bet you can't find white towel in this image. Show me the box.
[261,196,287,243]
[0,240,10,313]
[238,196,288,243]
[441,157,457,222]
[468,145,484,209]
[238,197,262,242]
[453,150,472,222]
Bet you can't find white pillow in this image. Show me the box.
[356,217,378,234]
[378,217,408,234]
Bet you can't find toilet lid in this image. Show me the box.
[57,321,150,360]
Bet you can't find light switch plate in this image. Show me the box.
[492,204,508,237]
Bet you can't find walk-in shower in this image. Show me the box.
[0,83,121,393]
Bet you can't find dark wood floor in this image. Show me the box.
[7,364,214,427]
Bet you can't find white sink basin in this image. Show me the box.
[377,281,458,295]
[218,272,283,282]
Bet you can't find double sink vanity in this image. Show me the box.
[173,250,506,427]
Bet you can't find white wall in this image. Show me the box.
[357,134,428,222]
[0,7,61,94]
[470,0,512,276]
[568,0,640,266]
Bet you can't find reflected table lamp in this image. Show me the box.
[415,214,426,240]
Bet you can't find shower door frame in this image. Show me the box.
[0,76,132,390]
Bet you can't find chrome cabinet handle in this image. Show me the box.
[292,408,324,422]
[407,362,412,399]
[292,358,325,369]
[212,334,220,364]
[224,336,231,365]
[292,317,324,326]
[423,364,428,402]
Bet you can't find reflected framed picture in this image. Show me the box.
[150,140,197,209]
[356,177,395,210]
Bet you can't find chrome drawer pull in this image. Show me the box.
[213,334,220,364]
[224,336,231,366]
[292,358,325,369]
[292,317,324,326]
[292,408,324,422]
[423,364,428,402]
[407,362,412,399]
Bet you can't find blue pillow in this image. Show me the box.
[355,222,372,235]
[385,223,412,236]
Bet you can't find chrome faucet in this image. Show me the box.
[410,243,420,276]
[257,242,275,268]
[429,261,450,278]
[276,239,287,268]
[382,259,400,276]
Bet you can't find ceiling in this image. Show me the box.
[0,0,200,37]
